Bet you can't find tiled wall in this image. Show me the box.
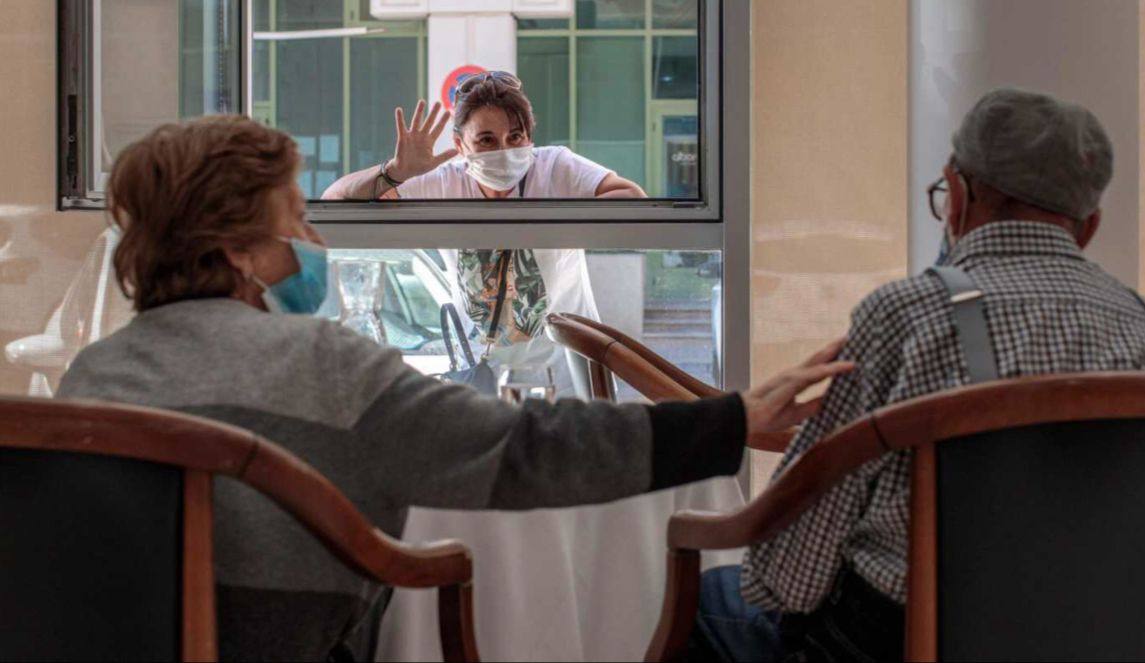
[749,0,910,490]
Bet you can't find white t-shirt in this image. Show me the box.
[396,146,611,370]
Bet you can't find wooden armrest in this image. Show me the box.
[646,416,884,662]
[747,427,798,453]
[670,418,880,551]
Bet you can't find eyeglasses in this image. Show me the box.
[456,71,523,97]
[926,169,976,221]
[926,177,949,221]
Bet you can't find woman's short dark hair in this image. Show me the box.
[453,75,536,138]
[108,115,299,311]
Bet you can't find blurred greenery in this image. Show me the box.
[644,250,719,301]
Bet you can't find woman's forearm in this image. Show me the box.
[321,164,394,200]
[594,173,648,199]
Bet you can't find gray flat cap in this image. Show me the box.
[952,87,1113,220]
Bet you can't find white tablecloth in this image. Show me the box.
[376,476,746,662]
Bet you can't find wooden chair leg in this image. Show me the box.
[644,548,701,662]
[182,470,217,663]
[906,443,938,663]
[438,582,481,662]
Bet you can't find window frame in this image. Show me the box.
[59,0,721,222]
[56,0,751,396]
[58,0,245,209]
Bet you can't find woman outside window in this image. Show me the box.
[323,72,646,395]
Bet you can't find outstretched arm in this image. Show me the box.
[595,173,647,199]
[322,99,459,200]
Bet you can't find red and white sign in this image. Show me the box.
[440,65,487,112]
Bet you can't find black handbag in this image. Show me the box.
[439,250,512,395]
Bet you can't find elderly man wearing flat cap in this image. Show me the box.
[689,88,1145,662]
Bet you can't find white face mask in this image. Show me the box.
[465,146,535,192]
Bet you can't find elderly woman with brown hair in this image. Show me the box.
[59,115,851,661]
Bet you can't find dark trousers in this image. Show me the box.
[689,565,904,663]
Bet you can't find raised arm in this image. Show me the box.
[321,99,459,200]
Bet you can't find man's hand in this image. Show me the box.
[387,100,460,183]
[741,338,854,446]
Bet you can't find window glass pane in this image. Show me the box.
[652,0,698,29]
[277,0,341,30]
[274,0,344,198]
[518,18,571,30]
[253,0,271,30]
[252,0,271,103]
[84,0,710,204]
[328,249,722,399]
[657,115,699,198]
[652,36,698,99]
[577,37,645,189]
[175,1,242,118]
[576,0,645,30]
[90,0,239,191]
[350,37,420,172]
[518,37,571,147]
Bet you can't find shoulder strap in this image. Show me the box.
[485,250,513,346]
[927,266,1000,384]
[440,303,477,371]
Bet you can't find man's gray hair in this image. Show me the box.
[952,87,1113,221]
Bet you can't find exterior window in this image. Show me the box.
[57,0,748,392]
[327,248,723,398]
[517,1,701,198]
[576,0,645,30]
[63,0,706,207]
[578,37,647,188]
[517,38,571,148]
[653,0,699,29]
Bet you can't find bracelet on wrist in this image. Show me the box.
[377,161,404,189]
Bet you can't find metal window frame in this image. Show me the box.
[58,0,246,210]
[317,0,752,397]
[310,0,721,223]
[55,0,751,398]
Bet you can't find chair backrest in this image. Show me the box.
[0,397,478,662]
[927,420,1145,661]
[546,312,719,402]
[646,373,1145,662]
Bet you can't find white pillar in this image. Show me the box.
[909,0,1140,285]
[371,0,573,153]
[427,6,517,152]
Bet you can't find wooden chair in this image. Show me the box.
[645,372,1145,662]
[0,396,479,662]
[547,312,722,402]
[547,312,792,452]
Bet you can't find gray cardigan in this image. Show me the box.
[58,298,744,661]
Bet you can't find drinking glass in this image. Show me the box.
[335,259,387,344]
[498,366,558,404]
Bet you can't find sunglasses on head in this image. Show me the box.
[456,71,523,96]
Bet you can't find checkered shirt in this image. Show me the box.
[741,220,1145,612]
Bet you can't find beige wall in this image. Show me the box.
[1140,3,1145,290]
[750,0,909,489]
[0,0,106,395]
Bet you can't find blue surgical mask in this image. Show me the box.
[935,231,952,266]
[254,237,329,315]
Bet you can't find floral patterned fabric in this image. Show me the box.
[456,249,549,347]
